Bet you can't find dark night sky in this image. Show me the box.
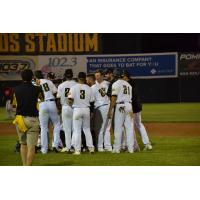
[101,33,200,54]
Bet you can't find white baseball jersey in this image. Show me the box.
[40,79,57,101]
[91,80,110,108]
[112,79,132,103]
[68,83,94,108]
[57,80,77,106]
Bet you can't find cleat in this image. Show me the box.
[73,150,81,155]
[88,147,95,154]
[61,147,69,153]
[52,147,61,153]
[104,148,112,152]
[98,148,105,152]
[143,143,153,151]
[112,149,120,154]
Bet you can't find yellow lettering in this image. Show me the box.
[68,33,73,52]
[46,33,57,52]
[74,33,84,52]
[0,33,9,52]
[36,33,46,52]
[57,33,67,52]
[25,33,35,52]
[85,33,98,52]
[9,33,20,52]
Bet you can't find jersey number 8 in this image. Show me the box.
[80,90,85,99]
[42,83,50,92]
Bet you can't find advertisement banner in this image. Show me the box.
[38,55,86,79]
[0,52,178,80]
[87,53,178,78]
[179,53,200,76]
[0,56,38,80]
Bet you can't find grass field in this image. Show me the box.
[1,102,200,123]
[0,103,200,166]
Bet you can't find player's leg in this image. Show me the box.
[124,104,134,153]
[39,102,49,154]
[49,102,60,149]
[124,113,134,153]
[62,105,73,151]
[101,105,112,151]
[82,108,94,152]
[113,105,124,153]
[73,108,83,154]
[121,126,127,150]
[134,112,152,150]
[94,108,104,151]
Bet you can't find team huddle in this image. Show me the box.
[32,68,152,155]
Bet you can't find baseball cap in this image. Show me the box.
[78,72,86,79]
[104,69,113,74]
[64,69,73,78]
[113,69,123,78]
[34,70,44,79]
[47,72,56,80]
[122,70,130,78]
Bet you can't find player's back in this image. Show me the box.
[70,83,93,108]
[91,80,110,108]
[57,80,77,105]
[40,79,57,100]
[112,79,132,103]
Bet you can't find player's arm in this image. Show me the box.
[37,86,44,101]
[67,88,74,106]
[107,96,117,119]
[55,85,62,112]
[107,84,118,119]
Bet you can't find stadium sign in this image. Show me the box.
[0,33,100,54]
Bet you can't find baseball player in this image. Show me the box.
[57,69,77,153]
[122,71,152,150]
[107,69,134,153]
[68,72,95,155]
[34,70,60,154]
[91,70,112,152]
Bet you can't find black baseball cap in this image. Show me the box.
[78,72,86,79]
[122,70,130,78]
[64,69,73,78]
[34,70,44,79]
[47,72,56,79]
[104,69,113,74]
[113,69,123,78]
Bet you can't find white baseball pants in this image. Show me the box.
[62,105,73,150]
[134,112,150,145]
[113,103,134,152]
[94,105,112,150]
[73,107,94,151]
[39,101,60,153]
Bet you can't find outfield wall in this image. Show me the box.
[0,52,200,105]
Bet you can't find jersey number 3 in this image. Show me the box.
[42,83,50,92]
[80,90,85,99]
